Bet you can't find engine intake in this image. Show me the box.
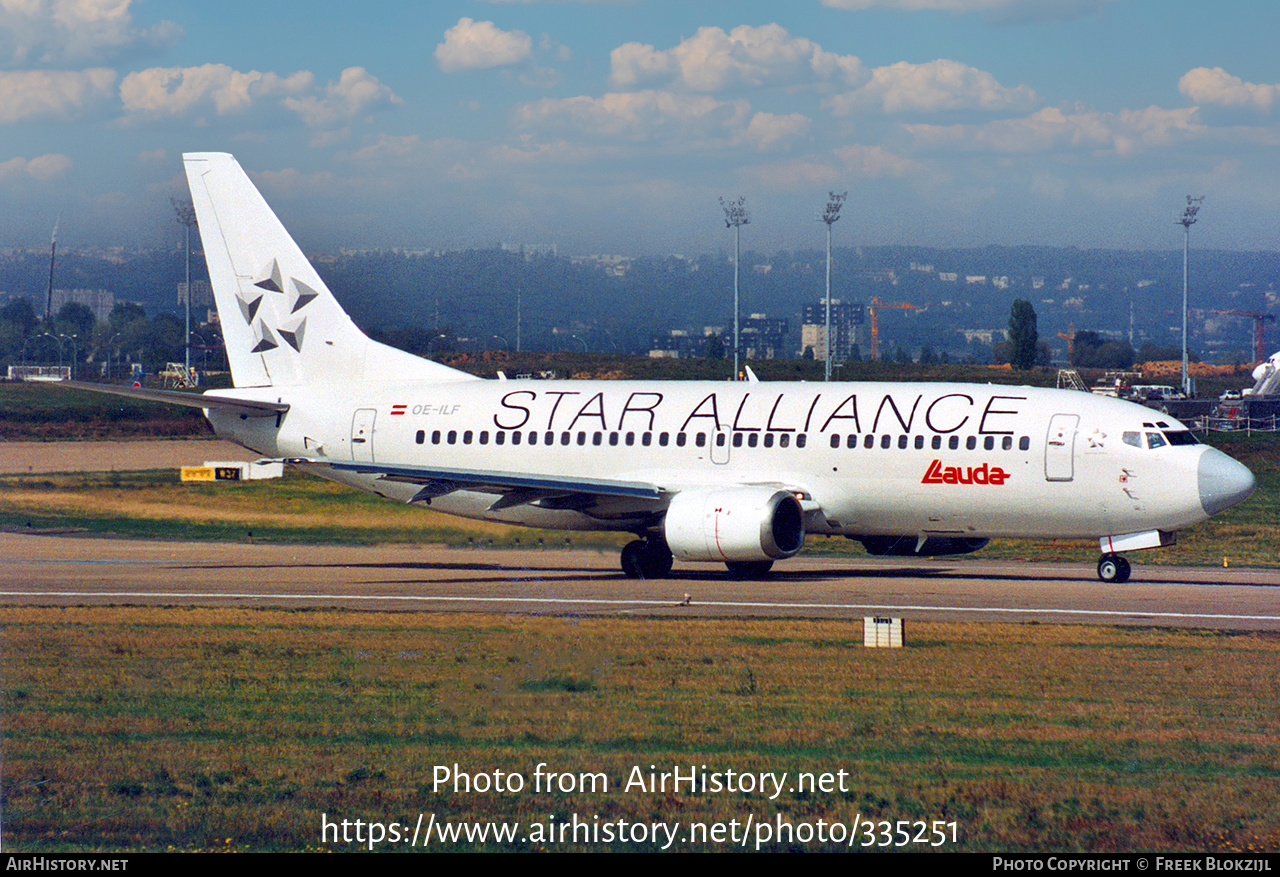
[664,487,805,563]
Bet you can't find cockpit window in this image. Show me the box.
[1163,430,1199,446]
[1122,431,1142,448]
[1146,432,1167,449]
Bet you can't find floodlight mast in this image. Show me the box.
[172,196,198,377]
[720,195,750,380]
[1179,195,1204,397]
[821,191,846,382]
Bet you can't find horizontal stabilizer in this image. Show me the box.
[57,380,288,417]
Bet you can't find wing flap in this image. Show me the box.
[56,380,288,417]
[297,459,664,510]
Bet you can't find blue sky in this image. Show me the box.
[3,0,1279,255]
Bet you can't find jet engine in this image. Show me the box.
[856,535,989,557]
[664,486,805,562]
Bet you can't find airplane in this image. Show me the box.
[64,152,1256,584]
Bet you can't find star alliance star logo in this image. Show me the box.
[236,258,319,355]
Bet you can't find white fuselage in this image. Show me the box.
[207,379,1225,543]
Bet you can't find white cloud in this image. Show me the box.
[516,90,750,143]
[825,59,1039,114]
[0,67,114,122]
[282,67,401,127]
[1179,67,1279,112]
[435,17,533,73]
[819,0,1117,24]
[610,24,868,92]
[0,0,182,66]
[0,152,71,182]
[905,105,1203,156]
[119,64,398,133]
[833,143,922,178]
[119,64,313,119]
[741,112,810,151]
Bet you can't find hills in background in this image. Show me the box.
[2,243,1278,365]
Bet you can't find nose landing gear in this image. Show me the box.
[1097,553,1131,583]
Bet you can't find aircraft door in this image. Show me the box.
[1044,414,1078,482]
[351,408,376,462]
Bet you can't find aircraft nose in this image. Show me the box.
[1198,448,1256,516]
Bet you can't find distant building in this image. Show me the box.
[50,288,113,323]
[801,299,863,362]
[177,280,213,309]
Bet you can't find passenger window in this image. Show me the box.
[448,430,457,444]
[676,433,686,447]
[625,432,634,446]
[732,433,742,448]
[592,432,602,446]
[696,433,707,447]
[432,430,441,445]
[932,436,942,450]
[1002,436,1012,451]
[763,434,774,448]
[512,431,522,445]
[897,435,908,450]
[780,434,790,448]
[915,435,925,450]
[1122,431,1142,448]
[1019,436,1030,451]
[609,432,619,446]
[881,435,892,449]
[642,433,652,447]
[948,436,959,450]
[748,433,758,448]
[796,434,806,448]
[965,436,976,450]
[847,435,857,449]
[479,431,489,445]
[983,436,994,451]
[830,434,840,449]
[415,430,425,445]
[578,432,587,446]
[494,431,504,446]
[659,432,669,447]
[560,432,570,445]
[463,430,473,444]
[864,434,875,449]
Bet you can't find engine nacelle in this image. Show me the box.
[856,535,989,557]
[664,487,805,563]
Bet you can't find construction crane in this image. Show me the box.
[869,296,915,361]
[1207,309,1276,362]
[1056,321,1077,360]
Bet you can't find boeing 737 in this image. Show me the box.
[65,153,1257,583]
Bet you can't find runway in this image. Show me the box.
[3,531,1279,630]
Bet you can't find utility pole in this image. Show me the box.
[720,196,750,381]
[172,197,198,379]
[820,191,846,381]
[1179,195,1204,397]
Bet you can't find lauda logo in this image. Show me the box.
[922,459,1010,486]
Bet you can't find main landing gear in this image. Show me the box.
[1097,553,1131,584]
[620,538,673,579]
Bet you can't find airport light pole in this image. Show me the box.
[1179,195,1204,398]
[720,195,750,381]
[172,197,198,379]
[821,191,846,382]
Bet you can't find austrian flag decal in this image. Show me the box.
[922,459,1010,486]
[390,404,407,416]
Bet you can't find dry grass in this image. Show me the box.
[4,607,1280,852]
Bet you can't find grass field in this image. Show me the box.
[3,608,1279,852]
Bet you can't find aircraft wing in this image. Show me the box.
[56,380,288,418]
[294,458,667,512]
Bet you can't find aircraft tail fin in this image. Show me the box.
[182,152,475,388]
